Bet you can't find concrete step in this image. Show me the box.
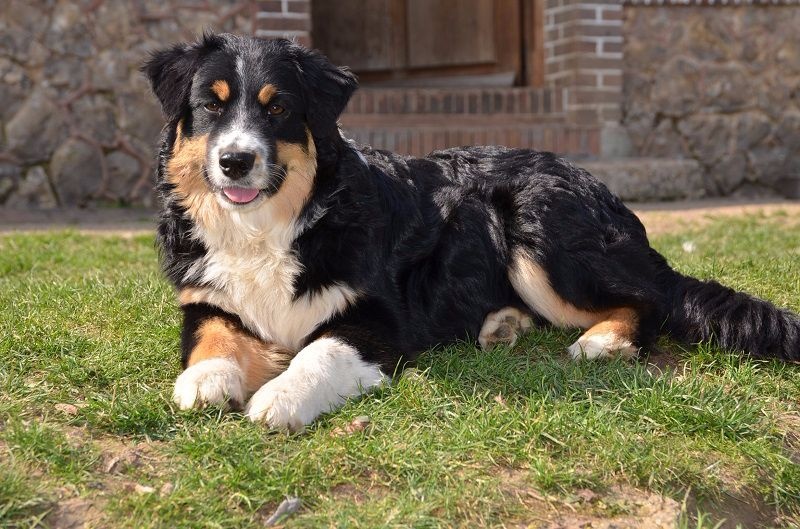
[580,158,706,202]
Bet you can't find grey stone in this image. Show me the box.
[43,2,93,58]
[582,158,706,202]
[90,50,131,91]
[5,87,68,163]
[105,150,142,200]
[117,85,164,142]
[0,58,32,122]
[709,152,748,195]
[0,163,22,203]
[700,65,752,113]
[600,124,633,158]
[43,55,87,89]
[747,144,788,187]
[775,176,800,199]
[736,112,772,151]
[776,112,800,152]
[7,165,58,209]
[50,139,102,206]
[72,95,118,145]
[677,115,734,165]
[650,58,701,117]
[642,119,688,158]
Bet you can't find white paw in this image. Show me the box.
[172,358,244,410]
[244,376,313,432]
[244,337,387,431]
[478,307,533,350]
[568,332,638,360]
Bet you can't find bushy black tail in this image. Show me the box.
[665,272,800,361]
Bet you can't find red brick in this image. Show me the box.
[286,1,310,14]
[600,41,623,54]
[257,17,310,32]
[570,108,600,125]
[571,88,621,105]
[575,24,622,38]
[257,0,282,13]
[601,8,623,21]
[575,56,623,69]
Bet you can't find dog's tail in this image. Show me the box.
[663,270,800,361]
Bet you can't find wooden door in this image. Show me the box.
[311,0,527,87]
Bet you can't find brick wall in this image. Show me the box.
[544,0,624,126]
[340,86,601,157]
[254,0,312,47]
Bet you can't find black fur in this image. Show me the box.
[144,33,799,377]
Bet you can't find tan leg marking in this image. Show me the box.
[508,251,640,360]
[567,308,640,360]
[187,316,294,395]
[478,307,533,350]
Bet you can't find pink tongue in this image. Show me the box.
[223,187,260,203]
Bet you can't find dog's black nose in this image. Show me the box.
[219,151,256,179]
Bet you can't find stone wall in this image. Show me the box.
[623,4,800,197]
[0,0,311,208]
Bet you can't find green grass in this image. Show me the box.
[1,213,799,528]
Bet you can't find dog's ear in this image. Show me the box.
[291,43,358,138]
[141,33,223,120]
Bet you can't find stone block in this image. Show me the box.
[5,87,68,164]
[50,139,102,206]
[581,158,705,202]
[7,166,58,209]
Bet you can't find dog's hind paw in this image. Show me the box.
[479,307,533,350]
[172,358,245,410]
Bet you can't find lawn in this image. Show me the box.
[1,210,799,528]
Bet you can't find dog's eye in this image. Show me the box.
[204,102,222,113]
[268,104,285,116]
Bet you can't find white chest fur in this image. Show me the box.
[185,211,356,351]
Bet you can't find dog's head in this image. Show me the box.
[142,33,357,220]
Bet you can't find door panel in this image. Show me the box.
[311,0,532,86]
[311,0,401,71]
[406,0,496,68]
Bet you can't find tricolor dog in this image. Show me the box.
[142,33,799,431]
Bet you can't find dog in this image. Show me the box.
[142,33,799,431]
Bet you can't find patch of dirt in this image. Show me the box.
[495,468,780,529]
[503,470,681,529]
[44,498,106,529]
[327,470,391,507]
[542,486,681,529]
[778,413,800,465]
[633,201,800,236]
[685,489,780,529]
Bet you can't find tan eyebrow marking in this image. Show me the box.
[211,80,230,102]
[258,84,277,105]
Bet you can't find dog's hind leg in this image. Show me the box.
[508,251,647,360]
[478,307,533,350]
[566,308,639,360]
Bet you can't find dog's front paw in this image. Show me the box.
[244,377,313,432]
[172,358,245,410]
